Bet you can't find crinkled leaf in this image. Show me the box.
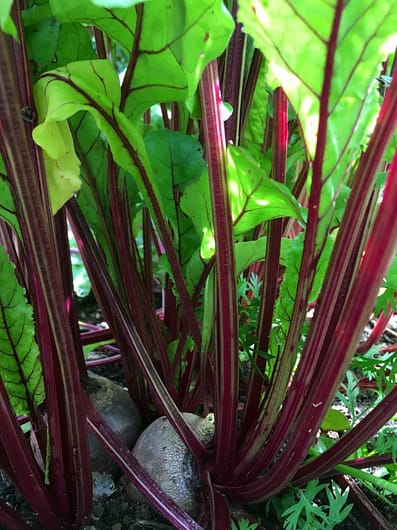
[145,130,205,267]
[0,0,17,38]
[0,156,21,239]
[0,245,45,416]
[50,0,235,121]
[32,59,164,220]
[33,92,82,214]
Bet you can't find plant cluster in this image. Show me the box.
[0,0,397,529]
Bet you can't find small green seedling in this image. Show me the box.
[231,518,259,530]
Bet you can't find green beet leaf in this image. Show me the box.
[49,0,135,51]
[181,145,303,260]
[238,0,397,237]
[180,169,213,260]
[227,146,304,235]
[235,237,291,277]
[24,9,97,81]
[238,0,396,166]
[0,245,45,416]
[33,93,82,214]
[145,130,205,268]
[0,0,17,38]
[49,0,235,121]
[0,156,21,239]
[32,59,165,222]
[321,408,351,432]
[71,112,110,243]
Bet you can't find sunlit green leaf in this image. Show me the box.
[181,145,303,259]
[235,237,291,276]
[201,269,215,355]
[32,59,164,220]
[50,0,234,121]
[0,245,45,416]
[0,0,17,38]
[321,408,351,432]
[238,0,397,239]
[180,170,213,259]
[227,146,304,234]
[184,249,206,295]
[239,0,396,164]
[33,94,82,214]
[182,237,292,298]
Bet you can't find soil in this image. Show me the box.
[1,301,396,530]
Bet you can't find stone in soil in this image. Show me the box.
[84,372,143,475]
[127,412,214,519]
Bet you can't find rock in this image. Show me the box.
[84,373,142,475]
[30,373,143,478]
[126,412,214,518]
[92,471,116,498]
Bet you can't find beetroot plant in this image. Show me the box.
[0,0,397,528]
